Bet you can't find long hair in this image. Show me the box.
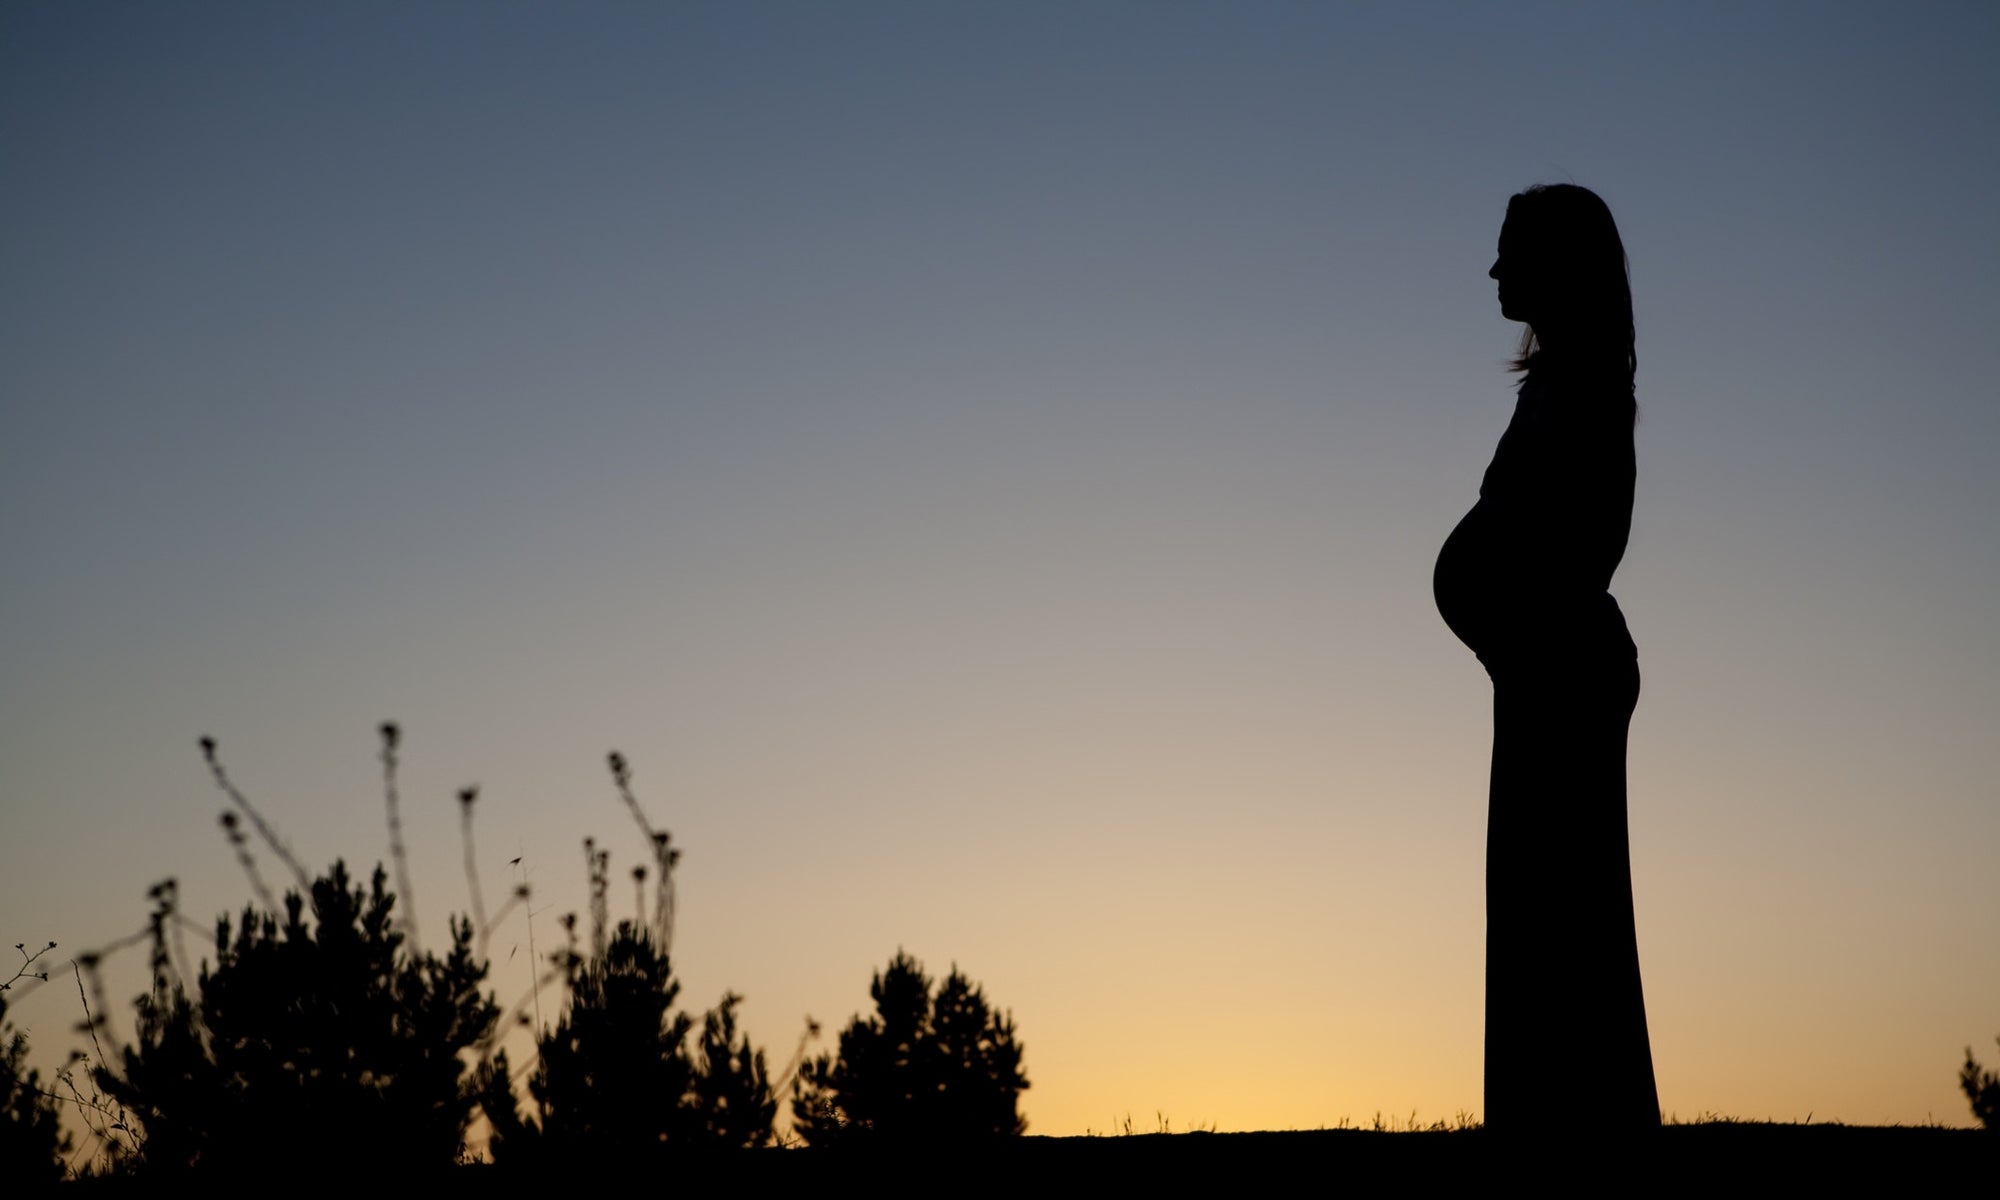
[1504,184,1636,423]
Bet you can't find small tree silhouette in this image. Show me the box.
[477,758,778,1160]
[62,733,782,1168]
[1,987,71,1183]
[99,863,498,1174]
[477,923,778,1160]
[1964,1037,2000,1130]
[791,950,1027,1145]
[528,916,698,1155]
[691,992,778,1148]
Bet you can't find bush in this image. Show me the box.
[478,828,778,1161]
[482,922,777,1160]
[1964,1038,2000,1130]
[1,976,71,1184]
[690,991,779,1148]
[99,863,498,1174]
[791,949,1027,1145]
[70,733,785,1168]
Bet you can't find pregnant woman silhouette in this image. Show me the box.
[1433,184,1660,1131]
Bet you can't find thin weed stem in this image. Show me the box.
[53,1071,126,1167]
[584,839,610,961]
[769,1014,823,1099]
[2,939,57,993]
[607,751,678,949]
[68,956,142,1163]
[216,811,276,912]
[515,856,544,1050]
[483,887,527,944]
[199,735,309,897]
[164,885,191,995]
[72,960,112,1077]
[379,722,420,954]
[458,786,490,956]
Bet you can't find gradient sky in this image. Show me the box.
[3,1,1996,1136]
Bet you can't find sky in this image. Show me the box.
[2,0,1996,1137]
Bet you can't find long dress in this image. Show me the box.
[1432,368,1661,1131]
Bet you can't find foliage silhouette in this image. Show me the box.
[97,862,498,1174]
[791,949,1027,1145]
[59,731,896,1169]
[497,917,697,1159]
[2,984,72,1183]
[1963,1037,2000,1130]
[691,992,779,1148]
[476,753,778,1161]
[481,922,778,1160]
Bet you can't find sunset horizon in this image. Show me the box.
[3,1,1995,1158]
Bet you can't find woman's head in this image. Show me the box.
[1489,183,1635,399]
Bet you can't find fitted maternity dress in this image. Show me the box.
[1432,367,1661,1130]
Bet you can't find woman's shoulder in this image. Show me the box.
[1521,369,1634,436]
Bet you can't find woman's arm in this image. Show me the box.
[1511,395,1635,600]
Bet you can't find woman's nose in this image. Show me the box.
[1488,260,1502,280]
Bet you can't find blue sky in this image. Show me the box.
[3,1,1996,1133]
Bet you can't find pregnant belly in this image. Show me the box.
[1433,501,1635,666]
[1433,502,1503,655]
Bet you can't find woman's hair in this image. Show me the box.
[1504,183,1636,421]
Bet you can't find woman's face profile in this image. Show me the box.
[1488,214,1541,326]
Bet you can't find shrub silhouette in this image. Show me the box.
[791,949,1027,1144]
[1964,1037,2000,1130]
[98,862,498,1174]
[480,921,777,1160]
[2,982,71,1183]
[477,833,777,1160]
[491,916,696,1160]
[690,992,779,1148]
[69,733,780,1168]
